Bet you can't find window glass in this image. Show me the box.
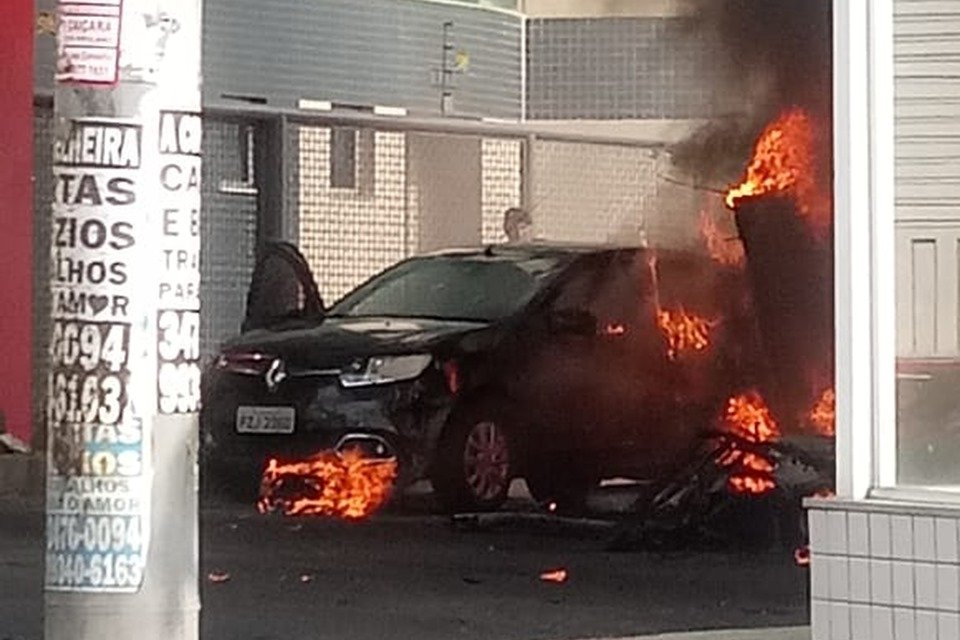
[329,255,563,322]
[893,36,960,486]
[330,127,357,189]
[895,247,960,484]
[551,253,652,331]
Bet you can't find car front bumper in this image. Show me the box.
[200,368,453,485]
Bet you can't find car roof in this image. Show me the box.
[420,242,708,264]
[422,242,638,259]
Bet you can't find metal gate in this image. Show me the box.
[32,106,702,428]
[280,112,693,304]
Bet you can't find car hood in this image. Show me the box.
[221,316,488,369]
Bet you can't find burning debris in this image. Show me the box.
[723,391,780,444]
[613,95,836,552]
[608,418,834,553]
[656,307,714,361]
[257,448,398,520]
[718,391,780,496]
[808,388,836,437]
[539,568,568,584]
[648,253,718,361]
[725,108,830,237]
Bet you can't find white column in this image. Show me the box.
[45,0,202,637]
[832,0,896,499]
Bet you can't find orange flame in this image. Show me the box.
[540,568,569,583]
[725,108,830,234]
[699,210,745,268]
[603,322,627,337]
[808,387,835,437]
[257,448,398,520]
[719,391,780,496]
[656,307,714,361]
[723,390,780,444]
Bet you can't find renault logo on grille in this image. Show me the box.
[265,359,287,393]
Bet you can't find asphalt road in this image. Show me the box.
[0,491,809,640]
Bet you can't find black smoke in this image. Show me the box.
[672,0,833,185]
[671,2,835,435]
[701,0,832,117]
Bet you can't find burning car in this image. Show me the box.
[200,241,756,513]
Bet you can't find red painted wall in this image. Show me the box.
[0,0,35,444]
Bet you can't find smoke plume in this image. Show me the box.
[672,0,833,185]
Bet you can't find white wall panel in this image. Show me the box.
[895,0,960,358]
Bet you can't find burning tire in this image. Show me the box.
[431,405,515,513]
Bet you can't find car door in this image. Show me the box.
[603,252,689,477]
[509,252,662,468]
[570,251,670,473]
[242,241,325,332]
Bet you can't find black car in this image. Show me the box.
[200,241,755,512]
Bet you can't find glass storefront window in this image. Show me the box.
[897,361,960,485]
[893,16,960,486]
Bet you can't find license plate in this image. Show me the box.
[235,406,295,434]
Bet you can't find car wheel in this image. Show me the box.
[524,462,597,515]
[432,407,514,513]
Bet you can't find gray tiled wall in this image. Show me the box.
[526,17,721,120]
[203,0,522,118]
[809,504,960,640]
[35,0,523,119]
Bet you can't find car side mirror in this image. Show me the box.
[549,308,598,336]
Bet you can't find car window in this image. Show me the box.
[328,255,564,322]
[243,243,324,332]
[551,253,653,329]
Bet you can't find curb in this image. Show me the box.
[576,627,809,640]
[0,454,43,497]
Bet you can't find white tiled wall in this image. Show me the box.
[809,505,960,640]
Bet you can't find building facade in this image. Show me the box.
[29,0,725,447]
[809,1,960,639]
[32,0,525,371]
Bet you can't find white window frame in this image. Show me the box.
[218,124,258,196]
[835,0,960,504]
[833,0,898,500]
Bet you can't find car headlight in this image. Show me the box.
[339,354,433,388]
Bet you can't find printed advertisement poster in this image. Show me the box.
[56,0,123,86]
[156,110,202,415]
[45,117,149,593]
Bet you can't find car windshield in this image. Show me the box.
[328,254,566,322]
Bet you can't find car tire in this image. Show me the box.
[524,462,597,515]
[431,405,515,513]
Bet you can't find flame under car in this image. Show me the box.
[200,242,757,513]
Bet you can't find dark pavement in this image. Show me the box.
[0,492,808,640]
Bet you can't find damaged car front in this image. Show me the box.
[199,243,570,502]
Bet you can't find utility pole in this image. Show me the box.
[45,1,202,638]
[440,21,454,115]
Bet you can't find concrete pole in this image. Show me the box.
[45,1,202,638]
